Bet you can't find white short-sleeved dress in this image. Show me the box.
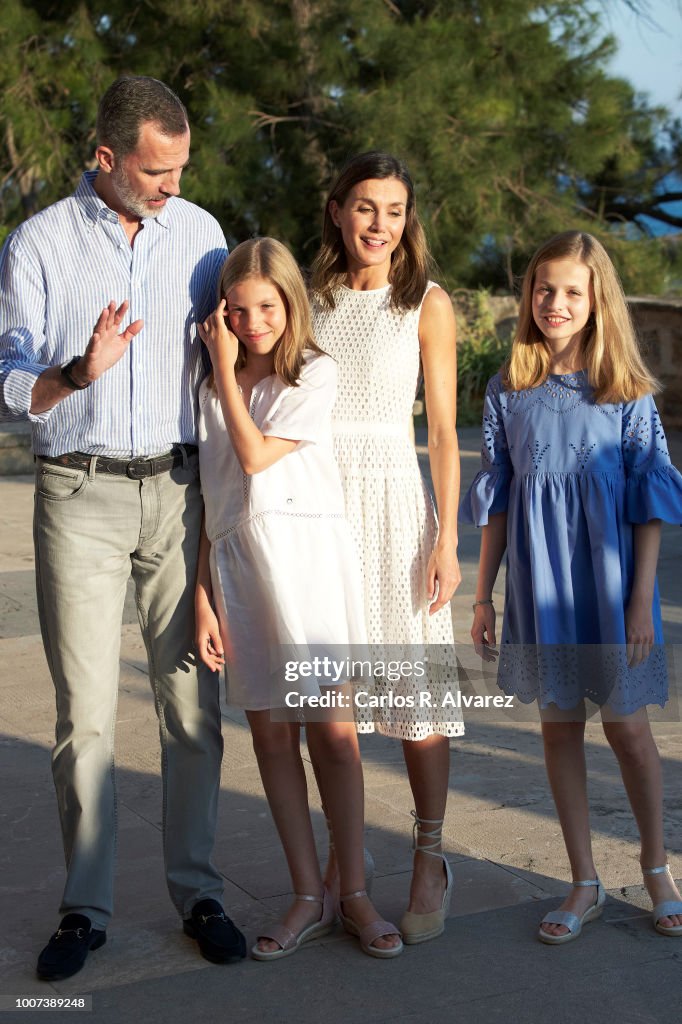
[311,284,464,740]
[198,353,367,710]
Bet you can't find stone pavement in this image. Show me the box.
[0,428,680,1024]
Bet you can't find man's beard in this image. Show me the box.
[110,165,163,220]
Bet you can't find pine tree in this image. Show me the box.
[1,0,679,291]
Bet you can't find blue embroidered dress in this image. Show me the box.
[460,372,682,712]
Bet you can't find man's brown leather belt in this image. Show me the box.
[38,445,198,480]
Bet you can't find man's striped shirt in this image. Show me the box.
[0,170,227,457]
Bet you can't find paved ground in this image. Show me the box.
[0,428,680,1024]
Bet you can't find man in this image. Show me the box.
[0,76,245,979]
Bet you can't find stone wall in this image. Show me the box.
[628,298,682,430]
[0,422,33,475]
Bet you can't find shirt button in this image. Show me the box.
[287,498,293,504]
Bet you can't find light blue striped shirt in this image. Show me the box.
[0,170,227,457]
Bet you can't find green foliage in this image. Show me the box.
[0,1,679,295]
[0,1,105,222]
[598,230,680,295]
[454,291,511,425]
[413,289,511,427]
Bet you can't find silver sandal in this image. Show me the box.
[643,865,682,936]
[538,878,605,945]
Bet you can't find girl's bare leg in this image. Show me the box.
[246,711,324,953]
[306,717,401,951]
[602,707,682,928]
[539,705,600,938]
[402,734,450,914]
[310,758,336,891]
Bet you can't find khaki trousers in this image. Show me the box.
[34,451,224,928]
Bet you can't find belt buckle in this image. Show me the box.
[126,457,153,480]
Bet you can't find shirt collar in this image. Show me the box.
[75,170,171,231]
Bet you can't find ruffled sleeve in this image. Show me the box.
[622,394,682,525]
[459,374,514,526]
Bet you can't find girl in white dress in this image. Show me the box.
[310,152,462,944]
[195,238,402,959]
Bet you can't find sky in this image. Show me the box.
[595,1,682,238]
[604,0,682,117]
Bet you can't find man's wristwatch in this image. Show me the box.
[60,356,91,390]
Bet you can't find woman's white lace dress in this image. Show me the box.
[312,283,463,739]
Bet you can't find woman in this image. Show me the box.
[310,151,462,943]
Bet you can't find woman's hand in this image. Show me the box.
[471,602,498,662]
[426,541,462,615]
[198,299,239,369]
[195,595,226,673]
[624,595,654,667]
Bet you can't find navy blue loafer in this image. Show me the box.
[37,914,106,980]
[183,899,246,963]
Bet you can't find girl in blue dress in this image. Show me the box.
[461,231,682,944]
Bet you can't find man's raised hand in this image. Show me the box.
[79,300,144,383]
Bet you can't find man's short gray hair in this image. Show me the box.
[96,76,188,156]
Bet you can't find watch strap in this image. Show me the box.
[60,356,91,390]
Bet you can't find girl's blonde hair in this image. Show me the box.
[215,237,323,388]
[310,151,432,312]
[503,231,659,403]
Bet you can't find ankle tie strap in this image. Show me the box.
[410,810,444,858]
[642,864,670,877]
